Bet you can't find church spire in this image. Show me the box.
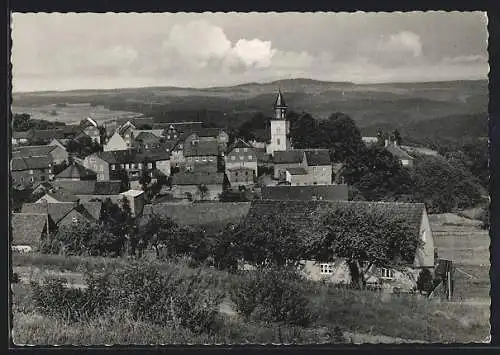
[273,89,287,109]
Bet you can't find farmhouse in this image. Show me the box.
[170,172,224,201]
[225,139,258,177]
[242,199,435,291]
[183,137,219,173]
[12,144,69,165]
[77,117,102,144]
[11,156,53,189]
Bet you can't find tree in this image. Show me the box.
[197,184,209,201]
[306,205,422,288]
[100,198,138,256]
[111,167,130,192]
[393,129,402,146]
[139,161,152,190]
[52,161,69,175]
[289,113,319,149]
[376,129,385,146]
[140,213,179,258]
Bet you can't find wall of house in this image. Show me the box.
[156,159,171,176]
[266,120,290,156]
[289,173,313,186]
[227,169,255,187]
[170,150,185,169]
[84,156,110,180]
[12,168,51,188]
[49,146,69,164]
[306,165,332,185]
[185,156,217,173]
[414,209,435,268]
[104,133,128,152]
[401,159,414,168]
[171,184,223,201]
[225,148,258,176]
[273,160,307,179]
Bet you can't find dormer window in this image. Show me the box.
[235,148,240,153]
[72,217,78,224]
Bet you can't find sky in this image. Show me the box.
[11,11,489,92]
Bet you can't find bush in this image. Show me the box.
[230,267,316,326]
[416,268,434,294]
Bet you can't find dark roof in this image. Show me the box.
[190,128,227,138]
[95,148,171,164]
[386,144,414,160]
[52,180,96,195]
[227,138,254,153]
[117,121,136,136]
[261,185,349,201]
[56,163,97,180]
[79,202,102,221]
[254,148,272,163]
[172,172,224,186]
[244,200,425,240]
[22,202,76,224]
[183,140,219,157]
[11,213,47,245]
[46,189,80,203]
[11,156,51,171]
[273,150,305,164]
[12,131,31,139]
[273,90,287,108]
[12,145,58,158]
[286,167,308,175]
[134,131,162,144]
[304,149,331,166]
[95,180,122,194]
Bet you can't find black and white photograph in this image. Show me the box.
[9,11,490,345]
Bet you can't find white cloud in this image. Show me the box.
[441,54,488,65]
[231,39,274,68]
[377,31,423,57]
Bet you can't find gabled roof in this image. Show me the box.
[304,149,331,166]
[11,213,47,245]
[386,144,414,160]
[45,189,80,203]
[81,117,99,128]
[79,202,102,221]
[273,90,287,108]
[184,140,219,157]
[12,145,57,158]
[287,167,308,175]
[56,163,97,180]
[273,150,305,164]
[244,200,425,241]
[227,138,254,153]
[172,172,224,186]
[22,202,76,224]
[95,180,122,194]
[118,121,136,136]
[11,156,51,171]
[134,131,162,143]
[12,131,31,139]
[133,129,165,139]
[189,128,227,138]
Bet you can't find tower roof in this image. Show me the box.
[273,90,287,108]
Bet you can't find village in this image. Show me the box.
[10,89,467,298]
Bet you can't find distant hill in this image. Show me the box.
[13,78,488,140]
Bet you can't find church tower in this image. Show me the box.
[266,90,291,156]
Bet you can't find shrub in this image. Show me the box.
[230,267,316,326]
[416,268,434,294]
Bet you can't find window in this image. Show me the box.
[121,164,125,169]
[277,138,280,145]
[202,157,207,162]
[111,164,116,171]
[29,169,34,175]
[231,156,236,161]
[145,144,149,149]
[126,164,130,169]
[195,158,199,162]
[174,135,177,138]
[239,156,244,160]
[320,263,334,275]
[72,217,78,224]
[41,176,46,181]
[30,177,34,182]
[245,171,249,176]
[148,162,153,169]
[235,172,239,177]
[248,155,253,160]
[243,148,248,152]
[209,157,214,162]
[381,268,395,279]
[235,148,240,153]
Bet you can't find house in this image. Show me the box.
[12,131,30,146]
[120,189,145,217]
[266,90,291,156]
[225,139,258,177]
[385,139,415,167]
[36,188,80,204]
[183,136,219,173]
[11,156,53,189]
[55,162,97,181]
[280,167,311,186]
[78,117,101,144]
[29,126,78,145]
[188,128,229,153]
[12,144,69,165]
[170,172,224,201]
[261,184,348,201]
[21,201,102,228]
[362,136,379,146]
[273,150,307,179]
[226,167,255,189]
[303,149,332,185]
[243,200,435,292]
[103,131,129,151]
[11,213,48,250]
[83,148,171,181]
[134,131,162,150]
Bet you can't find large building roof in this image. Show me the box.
[11,213,47,245]
[172,172,224,186]
[243,200,425,241]
[12,145,58,158]
[273,150,305,164]
[183,139,219,157]
[94,148,171,164]
[304,149,331,166]
[11,156,51,171]
[56,163,97,180]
